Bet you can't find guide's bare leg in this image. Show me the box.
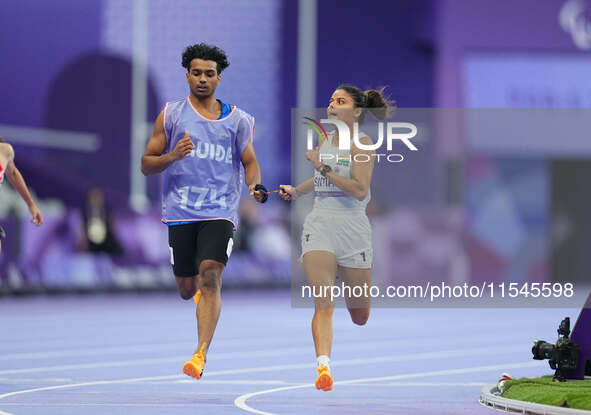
[175,274,201,332]
[195,259,224,358]
[175,275,198,301]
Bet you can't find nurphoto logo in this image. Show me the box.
[303,117,419,163]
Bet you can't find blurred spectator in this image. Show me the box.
[81,187,123,255]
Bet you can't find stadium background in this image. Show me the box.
[1,0,590,294]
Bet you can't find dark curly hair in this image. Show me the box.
[181,43,230,74]
[336,84,395,123]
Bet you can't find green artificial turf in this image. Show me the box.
[502,376,591,410]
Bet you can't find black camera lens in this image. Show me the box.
[532,340,554,360]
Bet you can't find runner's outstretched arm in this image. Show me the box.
[3,144,43,226]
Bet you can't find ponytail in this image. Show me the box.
[363,87,394,121]
[336,84,395,123]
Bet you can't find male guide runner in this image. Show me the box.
[141,43,265,379]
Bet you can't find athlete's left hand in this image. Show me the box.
[249,184,265,203]
[29,205,43,226]
[306,146,322,171]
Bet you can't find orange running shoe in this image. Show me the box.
[315,365,333,391]
[183,343,206,380]
[193,289,202,306]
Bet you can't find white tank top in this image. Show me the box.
[312,130,370,212]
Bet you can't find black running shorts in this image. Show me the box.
[168,220,234,277]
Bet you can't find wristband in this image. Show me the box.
[254,184,269,203]
[320,164,332,177]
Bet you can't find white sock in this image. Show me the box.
[317,355,330,369]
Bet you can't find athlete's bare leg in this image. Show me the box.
[175,276,198,300]
[175,276,202,350]
[338,266,371,326]
[303,250,337,357]
[195,259,224,359]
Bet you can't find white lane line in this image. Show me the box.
[0,343,525,376]
[174,380,290,385]
[335,362,541,385]
[235,384,310,415]
[0,403,199,407]
[343,381,487,387]
[0,357,182,375]
[0,334,308,360]
[0,330,481,361]
[0,343,193,361]
[0,346,308,375]
[0,346,544,412]
[177,345,522,378]
[0,410,14,415]
[0,374,183,400]
[0,345,532,400]
[0,378,72,383]
[233,361,543,415]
